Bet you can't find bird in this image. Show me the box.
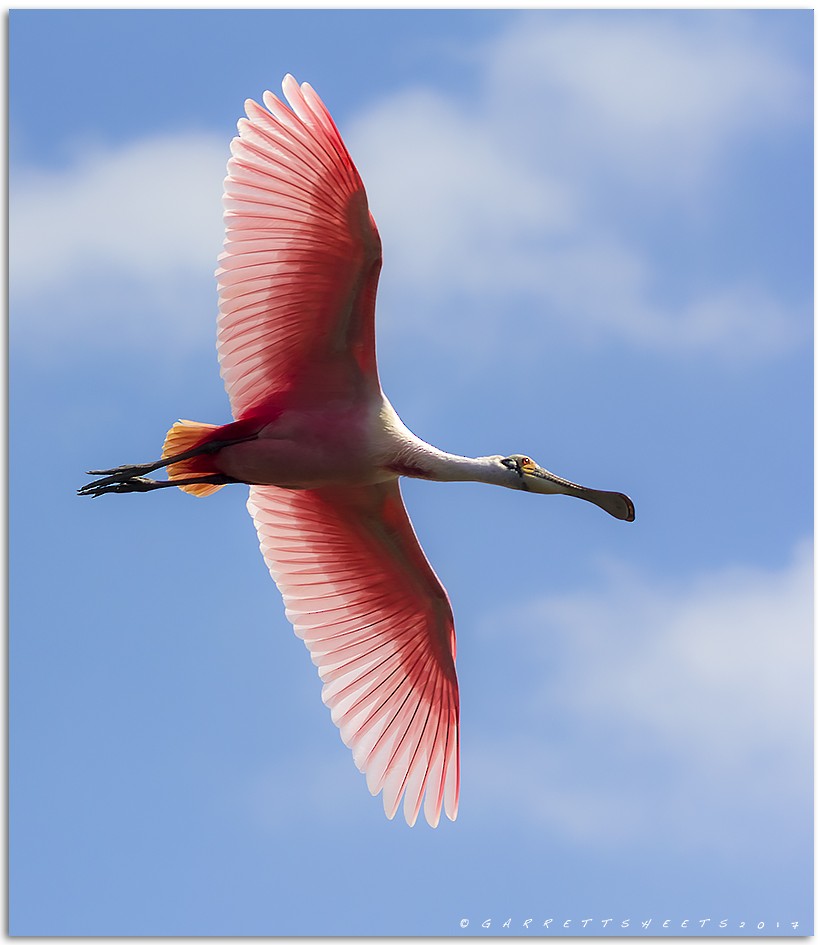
[79,75,634,828]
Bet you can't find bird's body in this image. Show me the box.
[216,397,388,490]
[80,75,634,827]
[199,394,526,490]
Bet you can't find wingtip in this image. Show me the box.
[242,99,256,120]
[384,792,400,821]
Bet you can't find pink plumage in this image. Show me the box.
[79,75,634,828]
[217,74,382,418]
[247,481,459,826]
[220,76,460,825]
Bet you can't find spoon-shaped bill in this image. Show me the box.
[524,465,635,522]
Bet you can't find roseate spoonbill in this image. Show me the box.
[79,75,634,827]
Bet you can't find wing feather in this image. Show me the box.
[217,76,382,419]
[247,480,460,827]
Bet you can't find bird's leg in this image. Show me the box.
[78,473,237,498]
[80,433,258,493]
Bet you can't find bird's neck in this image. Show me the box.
[379,397,511,487]
[412,447,509,485]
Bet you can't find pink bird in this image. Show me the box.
[80,75,634,827]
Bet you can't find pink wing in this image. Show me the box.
[247,481,460,827]
[217,75,382,420]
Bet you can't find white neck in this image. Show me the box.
[411,445,512,486]
[379,398,514,487]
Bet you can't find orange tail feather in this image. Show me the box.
[162,420,224,497]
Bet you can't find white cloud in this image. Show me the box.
[468,540,812,852]
[243,751,367,832]
[348,87,574,296]
[9,15,807,363]
[526,244,804,357]
[347,14,807,362]
[10,133,227,347]
[487,14,805,189]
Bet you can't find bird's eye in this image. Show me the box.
[520,457,534,470]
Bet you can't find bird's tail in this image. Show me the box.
[162,420,226,497]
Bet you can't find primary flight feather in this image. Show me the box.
[80,75,634,827]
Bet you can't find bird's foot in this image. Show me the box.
[85,461,161,480]
[80,460,167,494]
[78,475,168,498]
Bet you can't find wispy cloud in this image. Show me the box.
[243,751,367,831]
[9,14,808,363]
[347,87,574,296]
[467,540,812,852]
[487,14,805,190]
[10,133,226,347]
[348,13,808,362]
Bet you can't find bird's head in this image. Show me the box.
[496,454,635,522]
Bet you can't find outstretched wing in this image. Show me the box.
[247,481,460,827]
[217,75,382,420]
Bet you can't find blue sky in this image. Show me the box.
[10,9,812,937]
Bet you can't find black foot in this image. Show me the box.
[78,475,168,498]
[78,470,236,497]
[85,461,163,479]
[81,458,169,494]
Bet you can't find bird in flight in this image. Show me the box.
[79,75,634,827]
